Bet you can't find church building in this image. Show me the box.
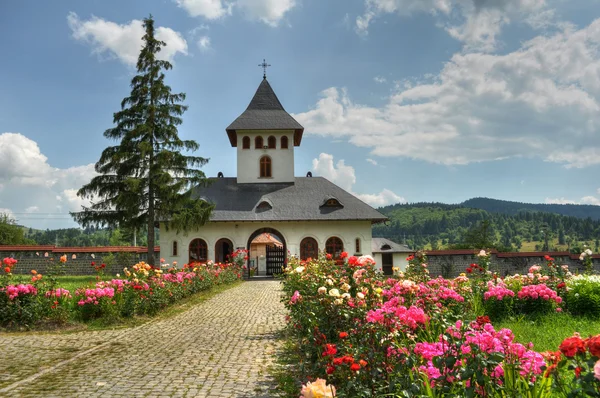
[159,75,387,275]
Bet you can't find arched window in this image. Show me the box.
[215,238,233,263]
[260,156,272,178]
[326,237,344,259]
[242,136,250,149]
[355,238,361,255]
[268,136,276,149]
[255,136,264,149]
[189,239,208,263]
[300,237,318,261]
[281,136,289,149]
[172,241,178,256]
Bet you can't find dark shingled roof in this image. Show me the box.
[371,238,412,253]
[191,177,387,222]
[226,79,304,147]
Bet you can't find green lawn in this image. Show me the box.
[495,313,600,352]
[52,275,110,292]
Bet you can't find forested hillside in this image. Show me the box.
[461,197,600,220]
[373,202,600,252]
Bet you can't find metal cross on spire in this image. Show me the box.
[259,59,271,79]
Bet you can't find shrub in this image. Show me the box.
[565,275,600,317]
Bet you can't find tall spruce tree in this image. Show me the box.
[71,16,213,265]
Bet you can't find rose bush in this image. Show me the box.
[0,257,243,328]
[282,251,600,397]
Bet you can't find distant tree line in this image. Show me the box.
[373,202,600,252]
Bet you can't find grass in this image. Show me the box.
[51,275,111,291]
[495,312,600,352]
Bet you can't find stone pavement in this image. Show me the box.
[0,280,286,397]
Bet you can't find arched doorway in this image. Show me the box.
[300,237,318,260]
[215,238,233,263]
[325,236,344,260]
[189,238,208,264]
[247,228,287,276]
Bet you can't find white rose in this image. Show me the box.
[334,298,344,305]
[586,249,593,255]
[478,250,487,257]
[329,289,340,297]
[295,266,305,273]
[340,283,351,292]
[326,279,334,286]
[318,286,327,294]
[356,292,365,299]
[341,293,351,299]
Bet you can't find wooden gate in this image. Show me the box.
[266,244,285,275]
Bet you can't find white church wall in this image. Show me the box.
[236,130,295,184]
[159,220,374,267]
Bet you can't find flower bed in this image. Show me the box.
[0,256,243,328]
[281,252,600,397]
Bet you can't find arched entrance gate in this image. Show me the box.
[246,228,286,277]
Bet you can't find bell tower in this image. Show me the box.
[225,69,304,184]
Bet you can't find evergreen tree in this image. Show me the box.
[71,16,213,265]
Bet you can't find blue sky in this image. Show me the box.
[2,0,600,229]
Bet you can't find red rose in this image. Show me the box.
[322,344,337,357]
[586,335,600,357]
[342,355,354,364]
[91,261,96,266]
[466,268,472,273]
[557,282,566,289]
[326,366,335,374]
[476,315,491,326]
[340,251,348,259]
[4,267,10,273]
[339,332,348,339]
[326,253,332,260]
[333,357,344,366]
[559,335,586,357]
[350,363,361,371]
[359,359,368,367]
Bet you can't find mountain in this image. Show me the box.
[460,197,600,221]
[374,201,600,252]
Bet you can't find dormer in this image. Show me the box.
[226,78,304,184]
[255,199,273,212]
[320,197,344,208]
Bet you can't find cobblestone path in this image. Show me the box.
[0,280,286,397]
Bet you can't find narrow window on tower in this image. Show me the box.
[260,156,272,178]
[268,136,276,149]
[281,136,289,149]
[242,136,250,149]
[255,136,263,149]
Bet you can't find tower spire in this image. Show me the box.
[258,58,271,79]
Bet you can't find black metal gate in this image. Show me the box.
[266,244,285,275]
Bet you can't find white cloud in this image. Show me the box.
[546,192,600,206]
[545,197,578,205]
[177,0,296,26]
[357,0,549,51]
[175,0,231,19]
[374,76,387,84]
[67,12,188,66]
[0,208,15,219]
[312,153,405,207]
[0,133,97,228]
[366,158,378,165]
[312,153,355,192]
[197,36,212,51]
[294,19,600,168]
